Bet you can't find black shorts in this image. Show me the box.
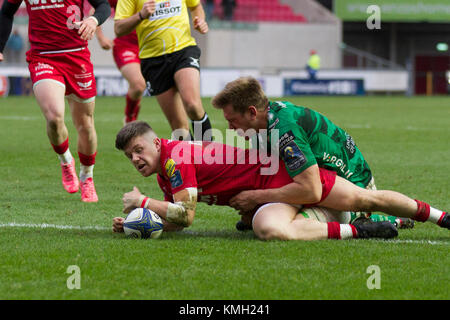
[140,45,201,96]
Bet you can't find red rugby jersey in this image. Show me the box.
[9,0,89,52]
[156,139,293,206]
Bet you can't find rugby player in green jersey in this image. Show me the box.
[212,76,449,233]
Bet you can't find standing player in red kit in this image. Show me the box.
[0,0,111,202]
[94,0,146,124]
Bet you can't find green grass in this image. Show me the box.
[0,95,449,300]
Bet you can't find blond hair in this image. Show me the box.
[212,76,268,113]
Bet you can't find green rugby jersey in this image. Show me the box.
[265,101,372,187]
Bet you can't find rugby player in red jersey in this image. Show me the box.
[94,0,146,123]
[0,0,111,202]
[111,121,403,241]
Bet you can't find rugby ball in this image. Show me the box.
[123,208,164,239]
[299,206,351,223]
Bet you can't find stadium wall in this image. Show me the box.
[89,19,342,70]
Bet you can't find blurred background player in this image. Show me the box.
[94,0,146,124]
[212,77,448,230]
[114,0,213,141]
[306,49,320,80]
[0,0,111,202]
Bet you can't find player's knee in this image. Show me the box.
[129,80,146,97]
[254,222,289,241]
[46,115,65,131]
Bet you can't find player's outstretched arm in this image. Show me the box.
[122,186,197,227]
[229,165,323,212]
[0,0,21,57]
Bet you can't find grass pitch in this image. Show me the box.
[0,95,449,300]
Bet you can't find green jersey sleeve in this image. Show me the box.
[274,117,317,178]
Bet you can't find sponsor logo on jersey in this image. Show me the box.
[279,130,307,171]
[322,152,354,179]
[149,0,182,21]
[169,169,183,189]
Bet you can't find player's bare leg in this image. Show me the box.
[156,87,192,140]
[251,203,397,241]
[121,63,146,123]
[34,80,79,193]
[319,176,449,229]
[68,97,98,202]
[253,203,328,240]
[174,68,212,140]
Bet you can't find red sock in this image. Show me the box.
[78,151,97,166]
[413,199,446,225]
[327,222,357,239]
[51,138,69,154]
[413,200,430,222]
[125,94,141,120]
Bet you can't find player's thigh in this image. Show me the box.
[120,63,146,89]
[174,67,201,103]
[319,175,368,211]
[252,203,298,238]
[67,97,96,127]
[33,80,67,121]
[174,68,204,119]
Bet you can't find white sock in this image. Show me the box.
[340,224,355,239]
[429,207,445,224]
[58,149,73,164]
[79,164,94,182]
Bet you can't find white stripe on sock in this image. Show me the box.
[340,224,354,239]
[428,207,444,224]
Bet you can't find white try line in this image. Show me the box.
[0,222,109,231]
[1,222,449,245]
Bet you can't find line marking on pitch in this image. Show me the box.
[0,222,109,231]
[1,223,449,245]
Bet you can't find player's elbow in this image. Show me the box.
[114,21,127,38]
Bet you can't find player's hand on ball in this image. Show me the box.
[112,217,125,233]
[75,17,98,41]
[122,186,143,213]
[193,16,208,34]
[140,0,156,19]
[229,191,258,212]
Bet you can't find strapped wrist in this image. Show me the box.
[140,196,150,208]
[138,11,144,21]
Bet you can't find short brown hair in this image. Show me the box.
[212,76,269,113]
[115,121,155,150]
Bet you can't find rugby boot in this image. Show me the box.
[395,218,415,229]
[80,177,98,203]
[61,158,79,193]
[354,221,398,239]
[439,212,449,230]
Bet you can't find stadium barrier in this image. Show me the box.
[0,66,408,97]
